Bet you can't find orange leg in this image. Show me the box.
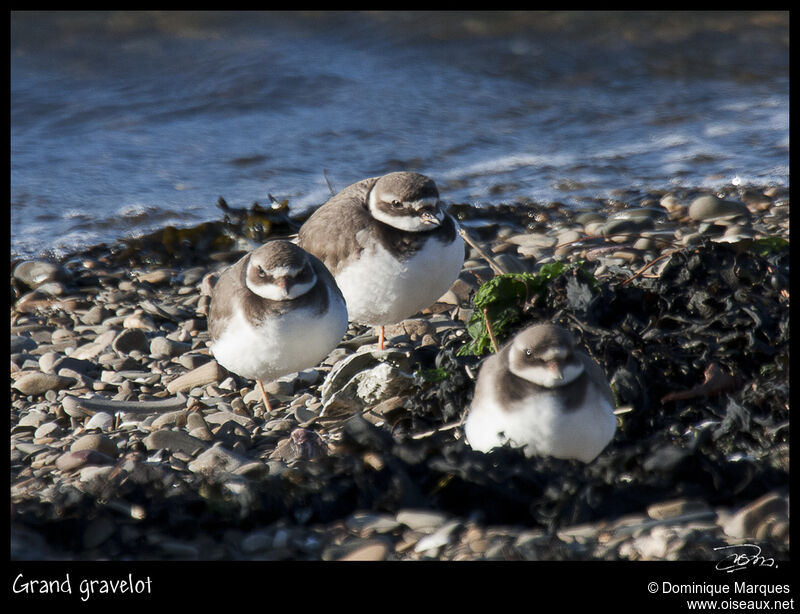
[378,325,385,350]
[257,379,273,412]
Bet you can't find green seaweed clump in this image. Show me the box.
[458,261,597,356]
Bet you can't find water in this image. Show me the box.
[11,11,789,259]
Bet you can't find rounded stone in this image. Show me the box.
[576,212,604,226]
[138,269,174,285]
[112,328,149,354]
[38,351,64,374]
[71,433,119,458]
[688,195,749,221]
[13,372,76,396]
[19,410,49,428]
[599,217,655,236]
[150,336,191,358]
[10,335,37,353]
[13,260,68,289]
[36,281,66,296]
[34,421,64,440]
[143,429,207,455]
[81,304,110,325]
[56,449,114,472]
[84,411,115,431]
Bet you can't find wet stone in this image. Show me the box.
[688,194,750,221]
[14,260,69,289]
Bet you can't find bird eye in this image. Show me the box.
[525,349,532,357]
[390,200,403,209]
[257,266,266,278]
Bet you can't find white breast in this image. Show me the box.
[210,288,348,383]
[334,230,464,326]
[464,384,616,463]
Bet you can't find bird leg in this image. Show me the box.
[257,379,273,412]
[378,325,385,350]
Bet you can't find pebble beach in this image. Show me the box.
[10,184,790,562]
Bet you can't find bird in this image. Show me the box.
[207,240,348,412]
[297,171,464,350]
[463,323,616,463]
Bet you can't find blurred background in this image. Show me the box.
[10,11,789,259]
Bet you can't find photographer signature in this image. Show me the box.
[714,544,777,573]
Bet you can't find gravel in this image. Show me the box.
[9,184,789,561]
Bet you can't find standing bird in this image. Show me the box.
[297,171,464,349]
[464,323,616,463]
[208,240,348,412]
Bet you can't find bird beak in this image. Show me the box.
[546,362,563,380]
[419,211,441,226]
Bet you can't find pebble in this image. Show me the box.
[84,411,114,431]
[112,328,149,354]
[688,194,750,221]
[9,192,790,562]
[71,329,118,360]
[13,260,68,289]
[177,353,213,370]
[187,442,248,474]
[78,465,115,483]
[345,511,402,534]
[720,491,788,540]
[166,360,225,394]
[81,305,109,325]
[396,509,449,532]
[414,520,461,554]
[233,461,268,479]
[505,232,557,248]
[11,335,37,353]
[143,429,208,455]
[123,312,158,331]
[150,336,191,358]
[137,269,174,285]
[599,216,655,236]
[34,421,63,440]
[71,433,118,458]
[55,449,115,472]
[647,499,712,520]
[13,372,75,396]
[151,409,188,429]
